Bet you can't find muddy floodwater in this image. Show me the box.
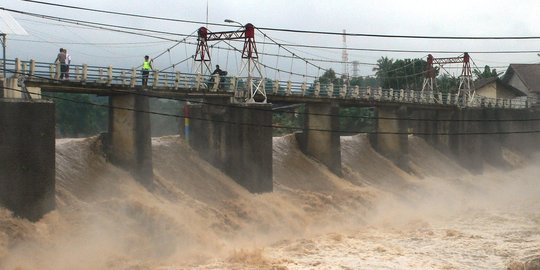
[0,134,538,269]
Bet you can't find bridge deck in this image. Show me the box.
[4,58,531,109]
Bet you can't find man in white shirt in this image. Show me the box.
[64,49,72,79]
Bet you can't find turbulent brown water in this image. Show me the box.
[0,134,539,269]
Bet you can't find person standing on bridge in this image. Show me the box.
[54,48,68,80]
[64,49,72,80]
[142,55,153,87]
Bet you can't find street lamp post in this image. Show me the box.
[224,19,243,27]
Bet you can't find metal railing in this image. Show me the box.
[3,58,532,109]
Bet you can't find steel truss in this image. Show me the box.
[422,53,475,105]
[194,23,266,103]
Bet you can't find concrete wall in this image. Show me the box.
[188,100,273,193]
[412,108,485,173]
[370,105,409,171]
[226,103,273,193]
[188,99,229,169]
[410,109,454,154]
[296,102,342,176]
[480,109,510,168]
[105,94,153,188]
[496,109,540,155]
[411,107,540,173]
[0,99,55,221]
[4,78,41,99]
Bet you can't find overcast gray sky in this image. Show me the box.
[2,0,540,80]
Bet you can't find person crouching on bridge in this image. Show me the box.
[142,55,154,87]
[211,65,227,90]
[54,48,68,80]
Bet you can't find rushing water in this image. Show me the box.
[0,134,538,269]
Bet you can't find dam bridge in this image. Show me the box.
[0,25,538,221]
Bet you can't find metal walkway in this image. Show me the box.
[4,58,531,109]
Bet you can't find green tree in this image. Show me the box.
[437,74,459,93]
[339,107,374,134]
[474,65,498,79]
[149,98,182,136]
[373,57,426,90]
[317,68,343,85]
[46,92,108,137]
[373,57,394,88]
[272,105,304,136]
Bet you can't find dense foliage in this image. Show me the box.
[373,57,427,90]
[46,92,108,137]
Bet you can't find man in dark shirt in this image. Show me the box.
[212,65,222,76]
[211,65,227,90]
[55,48,68,80]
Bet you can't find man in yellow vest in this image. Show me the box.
[142,55,153,86]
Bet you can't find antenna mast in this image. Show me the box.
[341,29,349,84]
[352,60,359,77]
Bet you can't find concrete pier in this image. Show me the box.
[370,105,409,171]
[105,94,153,188]
[296,102,342,176]
[226,103,273,192]
[411,108,540,173]
[480,109,510,168]
[188,100,273,193]
[449,109,484,173]
[497,109,540,155]
[410,109,454,154]
[0,99,55,221]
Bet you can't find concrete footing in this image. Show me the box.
[448,109,484,173]
[411,108,540,173]
[188,100,273,193]
[105,94,153,188]
[295,102,342,176]
[496,109,540,155]
[0,99,56,221]
[410,109,452,153]
[369,105,409,171]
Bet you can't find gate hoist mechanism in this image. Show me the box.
[195,23,266,103]
[422,52,475,104]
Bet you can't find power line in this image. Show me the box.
[20,0,540,40]
[20,0,229,27]
[10,38,172,46]
[257,26,540,40]
[257,29,342,77]
[218,39,323,79]
[5,7,361,77]
[9,7,540,57]
[149,29,198,64]
[212,41,377,65]
[2,8,192,42]
[266,42,540,54]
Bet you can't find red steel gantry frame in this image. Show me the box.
[195,23,266,103]
[422,53,474,103]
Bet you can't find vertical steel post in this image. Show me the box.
[1,34,5,98]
